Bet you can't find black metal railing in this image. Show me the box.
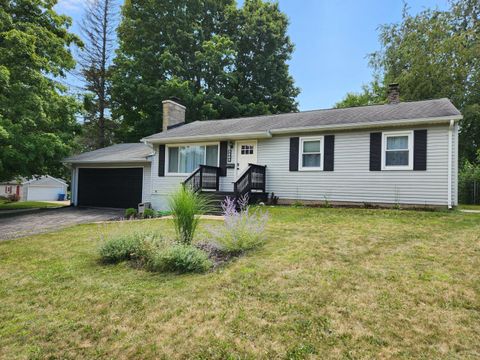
[183,165,220,192]
[233,164,266,197]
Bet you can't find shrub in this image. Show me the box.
[208,196,268,255]
[148,244,212,273]
[125,208,137,219]
[169,187,211,245]
[99,231,162,264]
[157,210,172,217]
[142,208,156,219]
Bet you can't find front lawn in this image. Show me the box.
[0,199,64,210]
[0,207,479,358]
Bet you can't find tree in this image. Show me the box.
[335,81,385,108]
[111,0,299,142]
[339,0,479,163]
[0,0,81,182]
[78,0,118,150]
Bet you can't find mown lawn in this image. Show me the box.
[0,207,479,359]
[0,199,62,210]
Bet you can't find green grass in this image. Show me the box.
[458,204,480,211]
[0,207,479,359]
[0,199,63,210]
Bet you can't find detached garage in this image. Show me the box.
[64,143,154,209]
[1,176,68,201]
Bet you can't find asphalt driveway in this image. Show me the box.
[0,207,123,241]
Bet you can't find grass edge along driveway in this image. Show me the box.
[0,207,479,359]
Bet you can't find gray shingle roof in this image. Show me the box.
[64,143,154,163]
[143,98,461,142]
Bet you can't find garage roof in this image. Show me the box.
[64,143,154,164]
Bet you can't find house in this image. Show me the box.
[0,176,68,201]
[64,85,462,210]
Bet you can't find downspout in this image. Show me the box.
[447,119,454,209]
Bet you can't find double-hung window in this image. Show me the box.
[167,144,219,174]
[299,137,323,170]
[382,131,413,170]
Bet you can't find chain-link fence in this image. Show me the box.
[459,179,480,205]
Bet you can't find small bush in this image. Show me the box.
[99,231,162,264]
[157,210,172,217]
[142,208,156,218]
[208,196,268,255]
[125,208,137,219]
[169,187,211,245]
[148,244,212,273]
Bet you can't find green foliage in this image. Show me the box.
[148,244,212,274]
[125,208,137,218]
[142,208,156,219]
[157,210,172,217]
[169,187,210,245]
[337,0,480,164]
[111,0,298,142]
[100,232,144,264]
[459,158,480,204]
[0,0,82,181]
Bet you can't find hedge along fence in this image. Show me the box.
[459,160,480,205]
[459,179,480,205]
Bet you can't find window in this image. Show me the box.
[167,144,219,174]
[241,145,254,155]
[300,137,323,170]
[382,131,413,170]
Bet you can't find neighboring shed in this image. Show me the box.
[0,176,68,201]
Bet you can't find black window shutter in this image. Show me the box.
[370,132,382,171]
[289,137,299,171]
[324,135,335,171]
[158,144,166,177]
[219,141,228,176]
[414,130,427,171]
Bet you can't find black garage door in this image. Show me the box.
[77,168,143,208]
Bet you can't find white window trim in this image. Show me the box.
[165,142,220,176]
[299,136,324,171]
[381,130,414,170]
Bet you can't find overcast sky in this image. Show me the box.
[55,0,449,111]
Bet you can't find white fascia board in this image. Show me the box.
[62,159,152,165]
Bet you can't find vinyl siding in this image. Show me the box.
[257,124,456,206]
[149,124,458,209]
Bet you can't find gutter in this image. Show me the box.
[62,159,152,165]
[447,119,454,209]
[142,131,273,144]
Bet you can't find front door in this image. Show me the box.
[236,141,257,175]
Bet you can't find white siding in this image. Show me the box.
[257,124,456,206]
[148,124,458,209]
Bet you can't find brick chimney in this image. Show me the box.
[162,98,186,131]
[387,83,400,104]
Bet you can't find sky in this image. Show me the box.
[55,0,450,111]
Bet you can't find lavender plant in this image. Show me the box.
[209,195,268,255]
